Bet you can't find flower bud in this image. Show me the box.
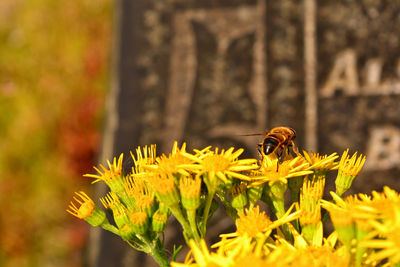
[180,176,201,211]
[247,184,263,207]
[67,192,107,227]
[129,210,148,235]
[231,183,248,210]
[119,223,137,240]
[335,149,366,196]
[152,209,168,233]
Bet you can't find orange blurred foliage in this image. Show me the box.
[0,0,112,266]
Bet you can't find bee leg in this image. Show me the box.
[276,147,288,163]
[275,148,285,171]
[276,148,282,161]
[284,146,290,158]
[286,144,294,158]
[257,143,263,159]
[291,142,301,156]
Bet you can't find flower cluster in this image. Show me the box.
[67,141,400,267]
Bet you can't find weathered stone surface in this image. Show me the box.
[91,0,400,266]
[138,0,267,156]
[316,1,400,194]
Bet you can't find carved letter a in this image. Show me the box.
[320,49,359,97]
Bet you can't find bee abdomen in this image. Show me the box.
[263,137,279,155]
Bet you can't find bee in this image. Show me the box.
[257,126,299,161]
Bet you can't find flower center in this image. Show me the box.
[78,201,95,219]
[236,207,272,237]
[158,154,192,174]
[263,161,291,183]
[202,154,230,172]
[130,211,147,226]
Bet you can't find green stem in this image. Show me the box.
[322,210,330,224]
[264,183,287,219]
[126,241,145,252]
[289,185,300,204]
[216,189,237,221]
[201,188,216,236]
[264,183,292,242]
[187,209,201,243]
[137,236,170,267]
[322,196,337,224]
[261,189,274,212]
[271,197,286,219]
[293,218,300,232]
[271,197,293,242]
[101,222,120,235]
[137,235,170,267]
[289,185,300,232]
[169,203,195,243]
[147,241,170,267]
[235,207,244,215]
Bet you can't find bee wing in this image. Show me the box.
[236,133,265,136]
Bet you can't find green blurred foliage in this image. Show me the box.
[0,0,112,266]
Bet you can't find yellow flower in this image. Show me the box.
[124,175,155,214]
[362,186,400,217]
[67,191,107,227]
[172,237,265,267]
[147,172,180,206]
[323,192,379,223]
[235,206,272,238]
[252,154,312,187]
[119,223,136,240]
[358,187,400,265]
[172,239,230,267]
[269,228,350,267]
[322,202,353,228]
[300,178,325,235]
[192,145,212,156]
[222,235,268,267]
[321,192,378,229]
[180,175,201,210]
[372,186,400,202]
[129,210,148,235]
[359,206,400,265]
[180,175,201,199]
[213,205,301,251]
[84,154,129,203]
[181,147,258,184]
[67,191,96,219]
[99,191,120,210]
[338,149,366,177]
[321,192,379,251]
[174,226,345,267]
[124,174,144,196]
[144,141,193,177]
[302,176,325,202]
[84,154,124,183]
[100,192,130,228]
[152,209,169,233]
[335,149,366,196]
[303,151,339,173]
[133,193,155,215]
[130,144,157,174]
[264,244,349,267]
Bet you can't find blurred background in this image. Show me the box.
[2,0,400,266]
[0,1,112,266]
